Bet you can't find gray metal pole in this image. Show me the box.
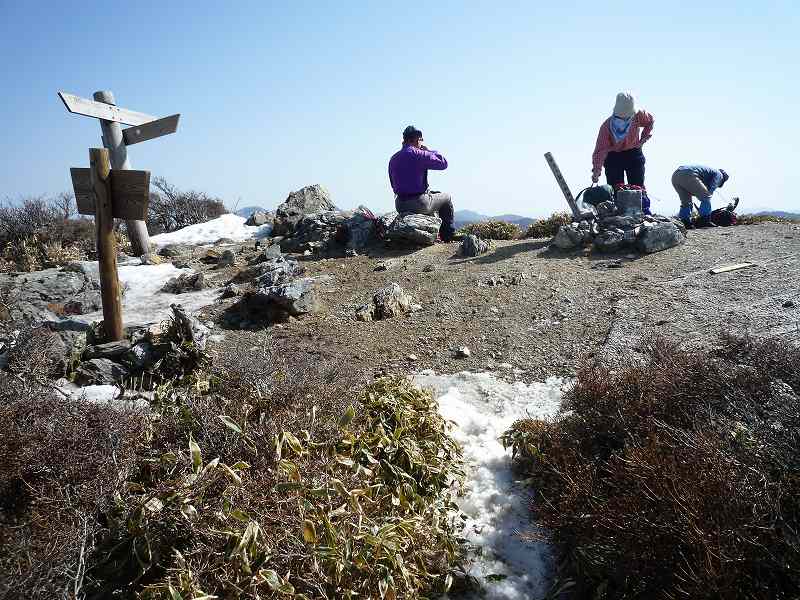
[93,90,151,256]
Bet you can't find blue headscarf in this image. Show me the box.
[610,115,633,143]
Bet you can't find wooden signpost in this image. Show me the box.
[71,149,150,341]
[544,151,585,221]
[59,90,180,256]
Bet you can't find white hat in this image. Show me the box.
[613,92,636,119]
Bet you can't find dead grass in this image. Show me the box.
[525,212,572,239]
[1,332,464,599]
[737,213,800,225]
[503,335,800,599]
[458,221,521,240]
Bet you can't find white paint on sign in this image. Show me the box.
[58,91,156,126]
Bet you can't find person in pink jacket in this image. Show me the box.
[591,92,655,211]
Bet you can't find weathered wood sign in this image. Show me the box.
[70,168,150,220]
[544,152,582,220]
[58,89,180,256]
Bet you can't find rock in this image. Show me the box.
[84,340,132,360]
[636,221,686,254]
[594,229,626,253]
[407,354,418,361]
[214,237,236,245]
[161,272,208,294]
[75,358,130,386]
[272,185,336,237]
[140,253,163,265]
[158,244,193,258]
[355,304,374,322]
[373,283,412,320]
[245,256,304,287]
[384,213,441,246]
[0,269,101,322]
[422,264,436,272]
[460,234,491,257]
[201,249,222,263]
[217,249,236,268]
[120,341,157,371]
[281,210,350,253]
[552,222,591,249]
[596,201,618,219]
[374,262,388,272]
[783,300,796,309]
[616,188,643,216]
[241,278,319,322]
[600,215,641,230]
[220,284,242,299]
[455,346,471,358]
[170,304,210,350]
[245,210,273,227]
[344,206,377,251]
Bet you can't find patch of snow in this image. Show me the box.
[150,214,272,248]
[413,370,564,600]
[56,380,150,408]
[73,262,219,326]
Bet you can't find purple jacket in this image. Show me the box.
[388,144,448,196]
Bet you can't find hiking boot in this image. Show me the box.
[680,218,694,230]
[695,216,718,228]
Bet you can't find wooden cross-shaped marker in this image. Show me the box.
[59,90,180,256]
[71,149,151,341]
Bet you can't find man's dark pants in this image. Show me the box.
[395,191,455,241]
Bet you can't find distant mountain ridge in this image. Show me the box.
[453,209,535,230]
[753,210,800,220]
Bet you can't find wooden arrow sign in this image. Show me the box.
[70,168,150,220]
[122,114,180,145]
[58,91,156,126]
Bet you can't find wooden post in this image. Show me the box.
[544,152,582,220]
[90,148,124,341]
[93,90,151,256]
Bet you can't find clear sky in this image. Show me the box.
[1,0,797,217]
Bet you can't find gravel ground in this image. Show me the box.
[199,222,800,382]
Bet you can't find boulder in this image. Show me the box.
[0,269,101,322]
[158,244,193,258]
[384,213,441,246]
[140,253,163,265]
[264,278,319,316]
[120,341,157,371]
[245,210,273,227]
[461,234,491,257]
[272,185,336,237]
[75,358,130,386]
[217,249,236,268]
[355,304,375,322]
[281,210,350,253]
[161,272,208,294]
[636,220,686,254]
[616,189,643,216]
[248,256,304,287]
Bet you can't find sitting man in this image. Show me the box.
[388,125,455,241]
[672,164,730,228]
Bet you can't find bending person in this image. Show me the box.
[672,165,730,228]
[388,125,455,242]
[591,91,655,213]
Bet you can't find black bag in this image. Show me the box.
[709,197,740,227]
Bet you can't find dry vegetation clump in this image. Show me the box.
[148,177,228,235]
[524,212,572,239]
[458,220,521,240]
[502,335,800,600]
[1,337,465,599]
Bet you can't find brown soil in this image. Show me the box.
[199,222,800,382]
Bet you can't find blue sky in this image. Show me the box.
[1,0,797,217]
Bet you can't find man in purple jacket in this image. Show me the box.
[388,125,455,241]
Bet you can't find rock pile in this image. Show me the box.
[272,184,337,237]
[552,199,686,254]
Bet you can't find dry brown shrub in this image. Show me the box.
[525,212,572,239]
[503,335,800,599]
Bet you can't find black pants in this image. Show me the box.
[604,147,645,187]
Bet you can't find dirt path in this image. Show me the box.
[202,222,800,382]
